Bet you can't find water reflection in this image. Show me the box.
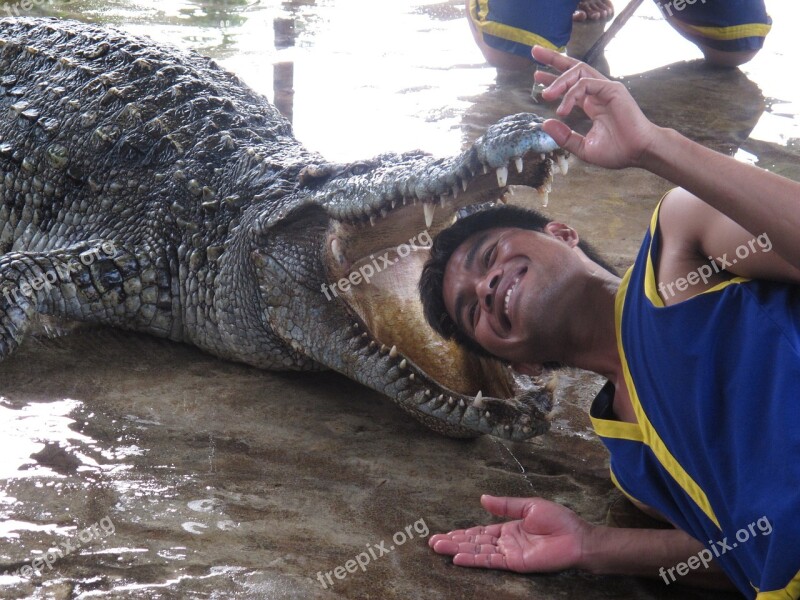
[28,0,798,171]
[0,398,91,479]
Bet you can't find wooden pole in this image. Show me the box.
[581,0,646,65]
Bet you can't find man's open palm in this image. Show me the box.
[428,495,591,572]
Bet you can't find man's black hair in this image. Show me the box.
[418,204,617,362]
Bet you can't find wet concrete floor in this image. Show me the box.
[1,0,798,598]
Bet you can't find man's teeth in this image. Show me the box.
[504,276,521,320]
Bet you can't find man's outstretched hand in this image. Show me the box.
[531,46,659,170]
[428,495,591,572]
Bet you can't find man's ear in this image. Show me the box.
[544,222,579,248]
[511,362,544,377]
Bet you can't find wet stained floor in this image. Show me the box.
[0,0,798,598]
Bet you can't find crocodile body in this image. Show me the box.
[0,17,567,440]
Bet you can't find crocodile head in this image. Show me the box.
[248,114,568,441]
[0,19,565,442]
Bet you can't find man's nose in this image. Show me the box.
[477,268,501,312]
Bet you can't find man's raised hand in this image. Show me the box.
[532,45,659,170]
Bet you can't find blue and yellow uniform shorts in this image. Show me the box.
[467,0,772,59]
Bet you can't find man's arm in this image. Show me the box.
[658,188,800,286]
[581,520,735,590]
[642,128,800,272]
[428,495,735,590]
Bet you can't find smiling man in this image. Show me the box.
[420,47,800,598]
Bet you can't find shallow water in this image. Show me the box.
[0,1,798,598]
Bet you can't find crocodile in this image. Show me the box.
[0,17,569,441]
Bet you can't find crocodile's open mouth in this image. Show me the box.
[315,115,568,440]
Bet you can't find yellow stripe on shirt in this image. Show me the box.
[755,571,800,599]
[673,21,772,41]
[616,268,722,530]
[643,197,749,308]
[470,0,565,51]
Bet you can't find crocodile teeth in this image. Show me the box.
[482,164,489,175]
[398,359,407,370]
[496,166,508,187]
[439,195,447,208]
[514,157,523,174]
[451,185,458,199]
[557,154,569,175]
[461,178,468,192]
[423,202,435,228]
[474,390,484,408]
[389,345,398,358]
[538,188,549,207]
[330,238,346,265]
[391,200,396,209]
[369,215,376,227]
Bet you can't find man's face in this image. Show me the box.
[441,224,581,365]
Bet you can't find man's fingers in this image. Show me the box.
[534,70,558,87]
[531,45,579,73]
[480,495,537,519]
[542,119,586,157]
[453,552,510,570]
[556,76,613,116]
[543,64,608,103]
[449,533,499,545]
[432,539,498,556]
[428,532,457,548]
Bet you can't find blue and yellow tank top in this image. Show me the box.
[590,201,800,598]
